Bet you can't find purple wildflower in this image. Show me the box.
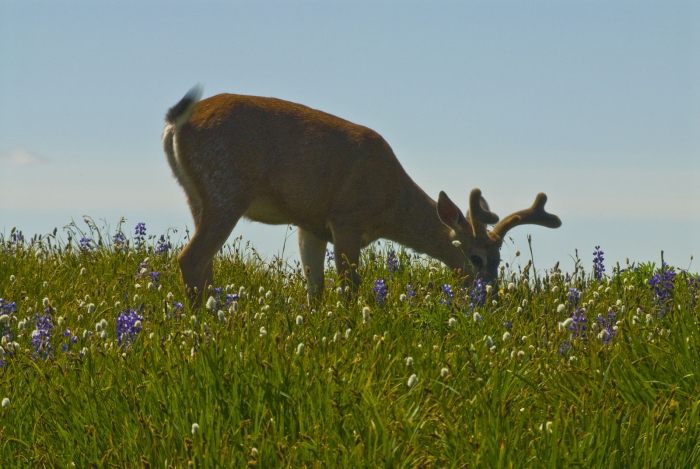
[373,279,388,305]
[593,246,605,280]
[567,288,580,308]
[648,263,676,316]
[387,250,398,274]
[112,232,127,249]
[155,235,171,254]
[326,249,334,263]
[116,308,143,347]
[441,284,454,306]
[149,271,160,286]
[570,307,587,339]
[134,222,147,246]
[79,237,94,251]
[596,312,616,344]
[225,294,239,309]
[406,284,416,298]
[31,312,54,359]
[469,279,487,310]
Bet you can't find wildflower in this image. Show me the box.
[9,275,15,283]
[469,279,486,310]
[507,282,516,292]
[116,308,143,347]
[80,267,86,276]
[217,310,226,322]
[362,306,370,324]
[440,367,450,378]
[502,332,512,342]
[407,374,418,388]
[517,350,525,360]
[205,296,218,311]
[134,222,147,245]
[448,317,456,328]
[406,356,414,366]
[441,284,454,306]
[373,279,388,305]
[259,327,267,338]
[648,263,676,316]
[1,397,9,408]
[296,343,305,355]
[387,250,398,273]
[79,237,93,251]
[155,235,171,254]
[593,246,605,280]
[567,288,580,307]
[345,328,352,339]
[473,312,482,322]
[326,249,334,262]
[558,318,573,332]
[191,423,200,436]
[517,307,523,314]
[296,315,304,326]
[452,240,461,247]
[484,336,493,348]
[31,312,54,359]
[556,304,566,314]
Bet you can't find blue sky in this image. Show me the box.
[1,0,699,273]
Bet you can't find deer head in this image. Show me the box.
[437,188,561,282]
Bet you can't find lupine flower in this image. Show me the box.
[596,312,616,344]
[469,279,486,310]
[648,263,676,316]
[405,284,416,298]
[593,246,605,280]
[155,235,171,254]
[570,308,588,339]
[31,311,54,359]
[326,249,334,262]
[112,232,127,249]
[79,237,93,251]
[373,279,388,305]
[567,288,580,307]
[134,222,147,246]
[441,284,454,306]
[387,250,398,274]
[116,308,143,347]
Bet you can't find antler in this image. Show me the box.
[491,192,561,239]
[468,188,499,238]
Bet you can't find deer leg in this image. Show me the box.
[298,228,327,305]
[331,231,362,297]
[179,208,243,308]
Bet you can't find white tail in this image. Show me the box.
[163,86,562,306]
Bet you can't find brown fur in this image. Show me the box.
[163,88,561,306]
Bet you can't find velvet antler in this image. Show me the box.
[468,188,500,238]
[491,192,561,239]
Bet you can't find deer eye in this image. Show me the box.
[469,255,484,268]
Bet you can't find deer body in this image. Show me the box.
[163,87,561,306]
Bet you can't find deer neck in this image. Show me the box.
[384,182,460,269]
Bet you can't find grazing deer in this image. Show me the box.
[163,86,561,307]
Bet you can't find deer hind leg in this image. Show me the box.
[179,206,246,308]
[298,228,327,305]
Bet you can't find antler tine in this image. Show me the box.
[468,188,499,238]
[491,192,562,239]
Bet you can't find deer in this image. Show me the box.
[162,86,562,307]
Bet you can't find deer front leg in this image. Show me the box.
[331,230,362,298]
[298,228,327,306]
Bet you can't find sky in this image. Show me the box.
[1,0,699,274]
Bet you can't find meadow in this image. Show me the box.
[1,220,699,468]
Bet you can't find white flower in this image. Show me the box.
[522,299,528,307]
[452,240,461,247]
[0,315,9,325]
[57,316,64,326]
[205,296,217,311]
[251,447,259,457]
[259,327,267,338]
[327,311,333,318]
[517,307,523,314]
[486,285,493,294]
[345,328,352,339]
[551,286,559,293]
[133,320,142,329]
[114,301,121,309]
[333,332,341,342]
[407,374,418,388]
[10,275,16,282]
[296,343,305,355]
[191,423,200,435]
[484,335,493,348]
[448,317,456,328]
[133,294,140,304]
[517,350,525,360]
[166,292,174,302]
[265,291,272,299]
[218,310,226,322]
[400,294,407,302]
[502,332,511,342]
[336,287,343,296]
[87,303,96,314]
[646,314,653,325]
[362,307,370,324]
[492,300,498,306]
[558,318,573,332]
[440,367,450,378]
[406,356,414,366]
[190,315,197,326]
[296,315,304,326]
[229,302,238,313]
[147,282,155,291]
[556,304,566,314]
[1,397,9,408]
[43,281,48,288]
[43,298,50,308]
[258,286,265,294]
[239,286,246,296]
[99,330,108,339]
[521,335,527,342]
[490,345,497,353]
[473,312,482,322]
[508,283,516,291]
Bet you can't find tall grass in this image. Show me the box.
[0,221,699,467]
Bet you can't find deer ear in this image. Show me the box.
[437,191,466,231]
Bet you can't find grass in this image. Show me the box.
[1,221,699,467]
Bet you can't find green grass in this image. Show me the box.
[1,222,699,467]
